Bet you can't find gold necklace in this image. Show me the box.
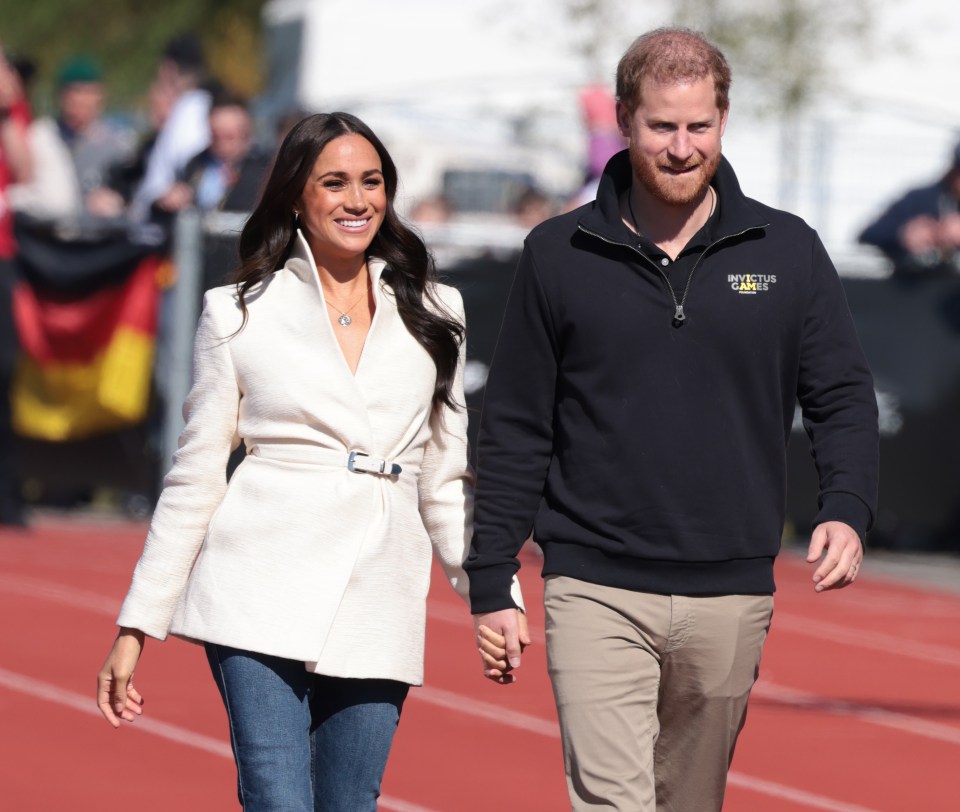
[323,282,369,327]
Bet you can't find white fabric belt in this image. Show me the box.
[250,445,403,477]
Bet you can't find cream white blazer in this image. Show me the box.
[117,233,522,685]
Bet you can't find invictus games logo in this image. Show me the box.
[729,273,777,294]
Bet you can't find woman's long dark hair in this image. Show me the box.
[233,112,463,412]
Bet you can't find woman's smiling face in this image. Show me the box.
[297,133,387,266]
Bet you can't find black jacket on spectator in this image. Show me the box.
[180,145,272,213]
[858,178,960,273]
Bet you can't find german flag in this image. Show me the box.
[11,227,164,441]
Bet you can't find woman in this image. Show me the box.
[96,112,525,811]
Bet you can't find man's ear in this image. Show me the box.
[615,100,632,139]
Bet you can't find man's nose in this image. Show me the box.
[668,130,694,161]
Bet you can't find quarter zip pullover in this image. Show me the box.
[466,150,879,612]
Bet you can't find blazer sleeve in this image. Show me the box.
[418,285,524,612]
[117,291,241,638]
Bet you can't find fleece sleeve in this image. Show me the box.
[465,243,560,613]
[418,286,524,611]
[797,235,880,540]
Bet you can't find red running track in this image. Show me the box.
[1,517,958,811]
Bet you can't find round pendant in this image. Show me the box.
[338,314,352,327]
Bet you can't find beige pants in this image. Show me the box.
[544,575,774,812]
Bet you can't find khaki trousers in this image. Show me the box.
[544,575,774,812]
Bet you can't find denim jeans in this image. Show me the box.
[205,643,409,811]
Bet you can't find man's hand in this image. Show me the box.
[806,521,863,593]
[900,215,939,256]
[155,181,195,212]
[474,609,530,684]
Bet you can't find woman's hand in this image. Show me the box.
[475,609,530,684]
[97,628,146,727]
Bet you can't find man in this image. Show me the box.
[10,55,135,221]
[858,139,960,274]
[129,34,211,224]
[465,28,878,812]
[154,89,271,329]
[153,90,270,215]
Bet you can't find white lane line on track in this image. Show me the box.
[413,684,560,736]
[412,686,885,812]
[752,680,960,745]
[0,664,233,757]
[428,601,548,643]
[726,774,883,812]
[3,574,958,742]
[3,574,958,737]
[771,614,960,668]
[428,599,960,670]
[0,665,882,812]
[0,574,119,616]
[814,590,960,617]
[4,574,959,670]
[0,666,437,812]
[419,676,960,749]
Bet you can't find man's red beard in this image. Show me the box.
[630,143,721,207]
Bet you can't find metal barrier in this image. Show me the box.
[160,210,248,483]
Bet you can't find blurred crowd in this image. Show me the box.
[2,34,274,238]
[0,33,282,526]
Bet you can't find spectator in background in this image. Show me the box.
[0,46,31,227]
[859,140,960,275]
[564,85,626,211]
[410,194,452,224]
[0,43,31,526]
[129,34,211,224]
[9,55,135,222]
[107,77,177,207]
[154,90,271,215]
[512,185,554,230]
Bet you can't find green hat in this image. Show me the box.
[56,55,103,88]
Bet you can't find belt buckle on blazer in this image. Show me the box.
[347,450,402,477]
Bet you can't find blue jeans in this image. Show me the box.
[205,643,409,811]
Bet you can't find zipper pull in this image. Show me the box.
[672,304,686,327]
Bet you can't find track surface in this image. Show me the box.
[1,517,957,811]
